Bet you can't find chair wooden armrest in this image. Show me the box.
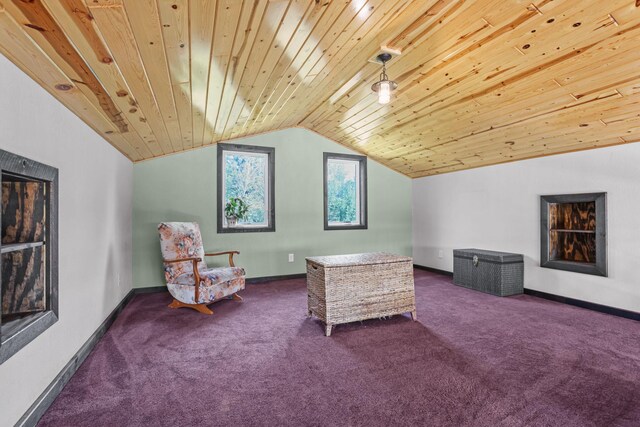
[164,257,201,264]
[163,257,202,301]
[204,251,240,267]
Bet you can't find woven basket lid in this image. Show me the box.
[306,252,412,267]
[454,248,523,263]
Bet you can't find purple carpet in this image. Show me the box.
[38,270,640,426]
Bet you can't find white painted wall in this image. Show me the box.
[413,144,640,313]
[0,55,133,426]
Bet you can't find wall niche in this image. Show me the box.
[0,150,58,364]
[540,193,607,277]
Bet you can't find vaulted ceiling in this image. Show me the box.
[1,0,639,177]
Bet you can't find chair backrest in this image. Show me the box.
[158,222,208,283]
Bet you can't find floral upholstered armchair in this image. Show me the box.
[158,222,245,315]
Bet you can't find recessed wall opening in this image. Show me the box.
[540,193,607,277]
[0,150,58,364]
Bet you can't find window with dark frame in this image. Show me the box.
[324,152,367,230]
[0,150,58,364]
[217,143,275,233]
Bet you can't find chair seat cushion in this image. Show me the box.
[167,267,246,305]
[173,267,245,286]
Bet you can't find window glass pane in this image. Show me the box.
[327,159,360,225]
[223,151,268,226]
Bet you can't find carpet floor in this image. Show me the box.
[38,270,640,427]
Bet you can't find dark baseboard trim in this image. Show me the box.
[16,289,136,427]
[133,285,167,294]
[524,289,639,321]
[413,264,453,277]
[132,273,309,294]
[413,264,637,321]
[246,273,307,284]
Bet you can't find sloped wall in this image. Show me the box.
[0,55,133,426]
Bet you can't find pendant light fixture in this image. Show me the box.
[371,53,397,105]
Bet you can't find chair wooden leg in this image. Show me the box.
[168,299,213,315]
[410,310,417,321]
[232,293,243,302]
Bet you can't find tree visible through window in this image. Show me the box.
[324,153,367,230]
[224,152,267,225]
[217,143,275,233]
[327,159,358,223]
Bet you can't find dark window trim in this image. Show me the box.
[540,192,607,277]
[323,152,368,231]
[217,143,275,233]
[0,150,58,364]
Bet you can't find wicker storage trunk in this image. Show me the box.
[453,249,524,296]
[306,253,416,336]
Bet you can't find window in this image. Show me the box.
[1,150,58,364]
[324,152,367,230]
[217,143,275,233]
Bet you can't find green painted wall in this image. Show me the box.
[133,128,412,287]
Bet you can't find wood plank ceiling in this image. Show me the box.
[0,0,639,177]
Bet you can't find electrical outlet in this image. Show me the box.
[438,250,443,259]
[288,253,294,263]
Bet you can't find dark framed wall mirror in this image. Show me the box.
[540,192,607,277]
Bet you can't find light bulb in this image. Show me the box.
[378,80,391,104]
